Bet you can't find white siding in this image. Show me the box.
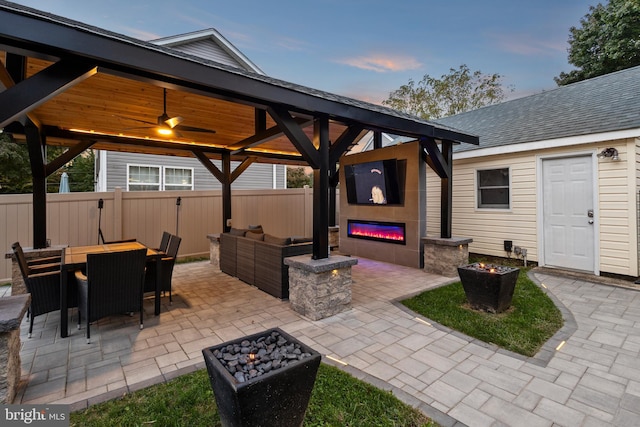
[169,39,240,68]
[427,139,639,276]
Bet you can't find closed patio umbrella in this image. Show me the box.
[59,172,70,193]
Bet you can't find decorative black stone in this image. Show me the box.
[457,263,520,313]
[202,328,321,427]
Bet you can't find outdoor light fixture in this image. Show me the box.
[597,147,619,160]
[157,127,173,136]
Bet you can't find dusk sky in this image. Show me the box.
[12,0,597,105]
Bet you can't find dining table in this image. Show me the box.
[59,241,163,338]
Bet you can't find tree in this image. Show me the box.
[555,0,640,86]
[0,133,32,193]
[0,134,95,193]
[382,64,510,120]
[287,166,313,188]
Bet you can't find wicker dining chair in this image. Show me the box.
[75,248,147,344]
[11,242,61,274]
[144,235,181,303]
[12,242,64,338]
[157,231,172,253]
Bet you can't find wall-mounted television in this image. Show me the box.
[344,159,404,205]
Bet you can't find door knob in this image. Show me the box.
[588,219,594,224]
[587,209,594,218]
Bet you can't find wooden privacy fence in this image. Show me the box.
[1,187,319,282]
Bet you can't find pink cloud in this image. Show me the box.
[337,54,422,73]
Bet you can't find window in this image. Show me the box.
[164,167,193,190]
[477,168,510,209]
[128,165,160,191]
[127,165,194,191]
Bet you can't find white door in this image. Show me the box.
[542,156,595,272]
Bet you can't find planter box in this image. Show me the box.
[202,328,321,427]
[457,263,519,313]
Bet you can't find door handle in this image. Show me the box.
[587,209,594,218]
[588,219,594,224]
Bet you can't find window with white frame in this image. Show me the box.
[128,165,160,191]
[477,168,510,209]
[164,167,193,190]
[127,164,194,191]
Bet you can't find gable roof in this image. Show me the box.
[0,0,477,167]
[435,65,640,153]
[151,28,264,74]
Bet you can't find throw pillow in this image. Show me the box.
[246,225,264,234]
[229,228,246,236]
[264,234,291,246]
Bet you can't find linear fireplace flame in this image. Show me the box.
[347,220,406,245]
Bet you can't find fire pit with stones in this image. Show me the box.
[203,328,321,427]
[457,262,520,313]
[212,330,314,383]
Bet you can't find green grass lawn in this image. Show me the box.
[71,364,436,427]
[401,262,563,357]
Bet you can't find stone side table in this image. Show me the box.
[285,255,358,321]
[0,294,30,404]
[422,236,473,277]
[206,234,221,270]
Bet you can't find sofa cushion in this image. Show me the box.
[264,234,291,246]
[246,232,265,241]
[246,225,264,234]
[229,228,246,236]
[291,236,313,244]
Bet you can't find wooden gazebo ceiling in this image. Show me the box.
[5,56,354,165]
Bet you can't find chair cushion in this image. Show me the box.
[264,234,291,246]
[229,228,246,236]
[245,232,265,241]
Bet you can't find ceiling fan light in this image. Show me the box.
[157,128,173,136]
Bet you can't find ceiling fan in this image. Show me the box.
[118,88,216,136]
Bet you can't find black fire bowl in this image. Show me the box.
[202,327,321,427]
[457,263,520,313]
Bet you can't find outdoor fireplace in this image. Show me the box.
[347,219,405,245]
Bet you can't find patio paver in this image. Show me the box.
[9,257,640,426]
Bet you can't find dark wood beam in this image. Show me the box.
[24,123,48,248]
[45,139,95,176]
[0,58,97,128]
[267,106,320,168]
[421,138,450,178]
[230,157,256,183]
[329,124,364,165]
[312,117,330,259]
[440,141,453,238]
[192,149,224,182]
[229,117,311,154]
[373,131,382,149]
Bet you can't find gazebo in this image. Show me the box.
[0,1,478,260]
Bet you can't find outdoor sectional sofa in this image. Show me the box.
[220,228,313,299]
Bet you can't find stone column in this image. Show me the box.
[0,294,30,404]
[285,255,358,321]
[422,237,473,277]
[207,234,221,270]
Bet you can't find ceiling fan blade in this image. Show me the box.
[164,116,183,128]
[114,114,157,126]
[174,124,217,134]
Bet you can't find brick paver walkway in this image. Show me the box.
[12,258,640,426]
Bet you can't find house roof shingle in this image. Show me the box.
[435,65,640,152]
